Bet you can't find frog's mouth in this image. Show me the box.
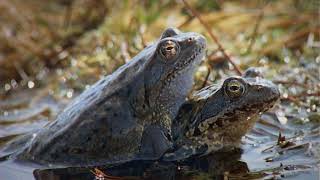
[154,44,206,105]
[186,96,279,139]
[163,45,205,84]
[175,46,205,70]
[159,33,206,85]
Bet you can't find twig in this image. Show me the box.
[277,132,285,145]
[139,26,147,48]
[120,42,131,63]
[261,133,303,153]
[281,96,300,105]
[274,80,309,88]
[63,2,73,31]
[91,168,123,180]
[291,91,320,98]
[281,91,320,104]
[200,66,211,89]
[246,10,264,53]
[261,27,320,55]
[13,61,29,82]
[178,15,195,28]
[181,0,242,76]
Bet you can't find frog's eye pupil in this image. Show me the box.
[229,85,240,91]
[159,40,180,60]
[166,46,174,51]
[225,79,245,98]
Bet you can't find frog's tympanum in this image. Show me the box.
[3,28,206,166]
[165,69,280,161]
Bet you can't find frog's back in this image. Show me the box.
[2,28,207,167]
[4,50,151,166]
[46,51,149,133]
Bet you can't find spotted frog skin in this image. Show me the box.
[164,69,280,161]
[3,28,206,166]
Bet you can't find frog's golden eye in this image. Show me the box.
[159,40,180,60]
[225,79,245,98]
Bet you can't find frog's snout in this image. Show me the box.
[264,82,280,104]
[195,35,206,49]
[187,33,206,50]
[244,78,280,113]
[272,85,280,99]
[270,82,280,98]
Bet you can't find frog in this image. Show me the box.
[2,28,207,167]
[164,68,280,161]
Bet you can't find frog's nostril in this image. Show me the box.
[187,37,194,44]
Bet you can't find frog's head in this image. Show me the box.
[185,74,280,151]
[144,28,206,119]
[156,27,206,68]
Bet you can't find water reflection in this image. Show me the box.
[33,148,249,180]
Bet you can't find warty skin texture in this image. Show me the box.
[2,28,206,167]
[165,69,280,161]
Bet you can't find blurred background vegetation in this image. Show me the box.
[0,1,319,178]
[0,0,318,94]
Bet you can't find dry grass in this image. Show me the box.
[0,0,318,93]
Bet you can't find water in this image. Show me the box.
[0,89,319,179]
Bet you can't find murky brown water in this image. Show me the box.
[0,87,319,180]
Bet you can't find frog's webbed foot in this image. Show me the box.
[161,144,208,162]
[137,125,173,160]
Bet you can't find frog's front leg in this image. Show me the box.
[138,125,173,160]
